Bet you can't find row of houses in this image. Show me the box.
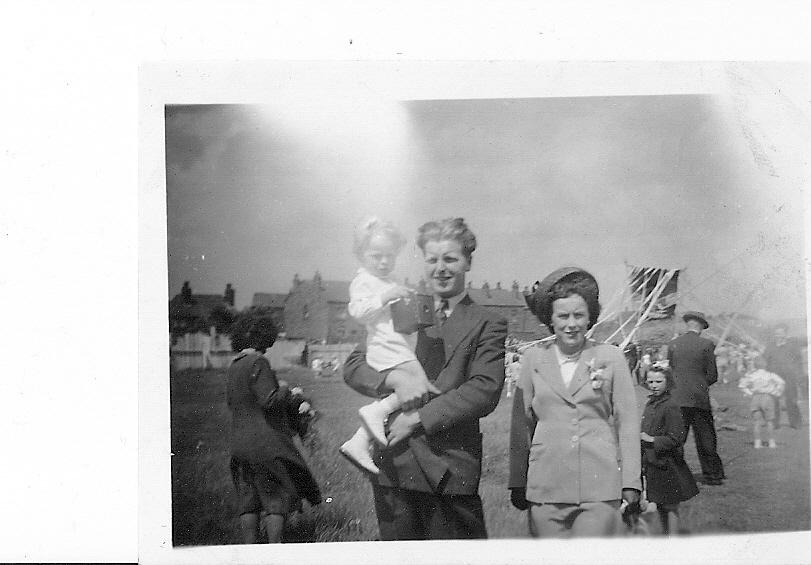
[172,272,546,346]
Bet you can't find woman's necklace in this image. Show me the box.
[556,342,584,362]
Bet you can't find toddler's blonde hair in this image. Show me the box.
[352,217,407,260]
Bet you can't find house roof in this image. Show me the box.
[252,292,287,308]
[467,287,528,308]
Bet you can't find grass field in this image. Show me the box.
[170,365,810,545]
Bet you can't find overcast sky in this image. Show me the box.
[166,70,808,321]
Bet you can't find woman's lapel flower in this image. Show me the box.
[586,358,606,390]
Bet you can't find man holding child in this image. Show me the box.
[343,217,507,540]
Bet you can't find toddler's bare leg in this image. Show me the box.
[359,361,425,444]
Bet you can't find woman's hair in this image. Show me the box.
[230,309,279,352]
[531,271,601,332]
[352,217,407,260]
[416,217,477,260]
[645,363,675,390]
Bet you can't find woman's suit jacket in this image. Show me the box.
[508,340,641,504]
[344,294,507,496]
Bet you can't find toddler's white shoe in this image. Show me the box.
[339,432,380,475]
[359,402,389,445]
[754,440,763,449]
[768,439,778,448]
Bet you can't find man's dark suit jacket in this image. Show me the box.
[343,294,507,496]
[667,331,718,411]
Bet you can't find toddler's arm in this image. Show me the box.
[348,277,411,324]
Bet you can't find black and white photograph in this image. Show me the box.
[140,61,810,563]
[8,5,811,564]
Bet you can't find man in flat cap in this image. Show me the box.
[667,311,725,485]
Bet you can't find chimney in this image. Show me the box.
[313,270,322,287]
[181,281,192,303]
[495,281,502,290]
[293,273,301,288]
[467,281,473,289]
[482,281,491,298]
[224,283,235,306]
[512,280,520,298]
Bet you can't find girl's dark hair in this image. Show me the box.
[230,309,279,352]
[530,271,601,332]
[645,364,675,390]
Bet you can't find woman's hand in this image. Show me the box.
[640,432,655,442]
[510,488,529,511]
[622,488,641,506]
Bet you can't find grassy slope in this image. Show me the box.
[170,367,809,545]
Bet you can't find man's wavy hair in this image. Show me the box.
[530,271,601,332]
[416,217,477,260]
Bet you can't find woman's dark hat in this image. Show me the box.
[682,310,709,329]
[524,267,596,315]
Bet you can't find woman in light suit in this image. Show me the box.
[508,267,641,537]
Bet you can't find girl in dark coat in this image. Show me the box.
[640,363,699,535]
[227,313,320,543]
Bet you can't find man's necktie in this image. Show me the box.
[436,299,449,326]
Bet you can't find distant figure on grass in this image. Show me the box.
[667,311,725,486]
[764,323,805,430]
[343,217,507,540]
[339,217,440,474]
[640,363,699,535]
[738,355,785,449]
[226,313,320,543]
[505,353,521,398]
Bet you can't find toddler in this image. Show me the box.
[738,355,785,448]
[339,217,432,474]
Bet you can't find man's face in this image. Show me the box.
[422,238,471,299]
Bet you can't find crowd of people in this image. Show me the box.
[220,216,807,543]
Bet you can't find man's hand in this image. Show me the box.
[385,410,423,447]
[639,432,655,442]
[385,371,441,412]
